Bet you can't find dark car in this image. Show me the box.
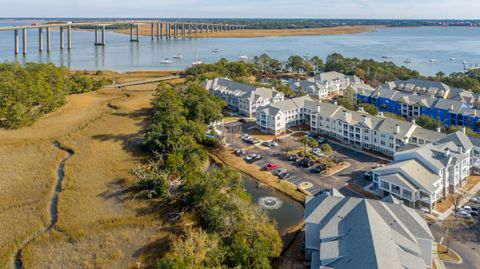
[311,164,326,173]
[279,172,293,179]
[298,158,314,168]
[317,137,327,144]
[287,154,299,161]
[238,118,247,123]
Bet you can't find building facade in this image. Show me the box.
[204,78,284,117]
[355,80,480,132]
[372,131,480,211]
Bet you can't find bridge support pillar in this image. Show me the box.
[188,24,192,36]
[60,27,64,49]
[129,24,139,42]
[67,26,72,49]
[22,29,27,54]
[174,23,178,38]
[95,25,106,46]
[156,22,160,39]
[46,27,51,52]
[182,24,185,36]
[38,28,43,51]
[14,29,19,54]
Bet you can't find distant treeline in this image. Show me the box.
[186,53,480,95]
[0,63,111,129]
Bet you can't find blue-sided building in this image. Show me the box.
[354,79,480,132]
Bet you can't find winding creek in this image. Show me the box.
[14,142,74,269]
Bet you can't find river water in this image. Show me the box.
[1,20,480,75]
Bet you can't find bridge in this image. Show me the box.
[0,20,245,55]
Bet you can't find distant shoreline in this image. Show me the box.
[113,25,385,38]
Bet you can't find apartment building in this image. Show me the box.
[204,77,284,117]
[372,130,480,211]
[288,71,372,99]
[256,98,444,156]
[355,80,480,132]
[305,189,434,269]
[256,96,318,135]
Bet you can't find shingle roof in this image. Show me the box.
[305,192,432,269]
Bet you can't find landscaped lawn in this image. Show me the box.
[437,244,461,263]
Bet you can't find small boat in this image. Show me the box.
[429,59,436,62]
[160,58,173,64]
[404,59,412,63]
[212,48,219,53]
[172,54,183,59]
[303,54,311,59]
[192,60,203,66]
[450,57,456,61]
[382,55,391,59]
[238,55,249,60]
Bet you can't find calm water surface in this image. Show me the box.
[1,21,479,75]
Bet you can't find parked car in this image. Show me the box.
[272,168,287,176]
[310,164,326,173]
[262,141,272,147]
[234,149,247,156]
[287,154,299,161]
[263,163,279,171]
[279,172,293,179]
[332,156,343,163]
[245,154,262,163]
[241,134,250,140]
[364,171,372,180]
[471,196,480,203]
[316,137,327,144]
[298,158,315,168]
[460,206,478,215]
[312,148,324,157]
[270,141,278,147]
[457,210,472,219]
[238,118,247,123]
[374,163,386,168]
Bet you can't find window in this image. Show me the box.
[381,181,390,190]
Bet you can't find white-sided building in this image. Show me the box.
[288,71,371,99]
[256,96,318,135]
[204,78,284,117]
[305,189,434,269]
[372,131,479,211]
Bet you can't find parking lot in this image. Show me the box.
[232,130,384,197]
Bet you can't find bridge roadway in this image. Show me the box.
[0,20,245,55]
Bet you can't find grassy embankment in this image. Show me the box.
[0,71,182,268]
[114,25,383,38]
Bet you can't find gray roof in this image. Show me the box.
[257,95,315,115]
[435,131,474,150]
[373,159,440,193]
[305,192,433,269]
[205,77,282,101]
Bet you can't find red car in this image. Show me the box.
[263,163,279,171]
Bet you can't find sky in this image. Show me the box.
[1,0,479,19]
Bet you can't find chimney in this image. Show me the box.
[333,100,338,106]
[378,111,384,117]
[450,104,454,111]
[462,127,466,134]
[444,148,450,157]
[436,127,442,133]
[395,124,400,134]
[359,107,365,113]
[317,105,321,113]
[412,118,416,125]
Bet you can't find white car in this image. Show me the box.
[270,141,278,147]
[471,196,480,203]
[312,148,324,157]
[460,206,478,215]
[457,210,472,219]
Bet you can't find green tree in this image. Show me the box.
[286,55,304,73]
[310,56,324,73]
[415,116,444,132]
[301,136,318,154]
[132,160,170,200]
[359,103,379,115]
[320,143,333,155]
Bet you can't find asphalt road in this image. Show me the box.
[239,134,382,197]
